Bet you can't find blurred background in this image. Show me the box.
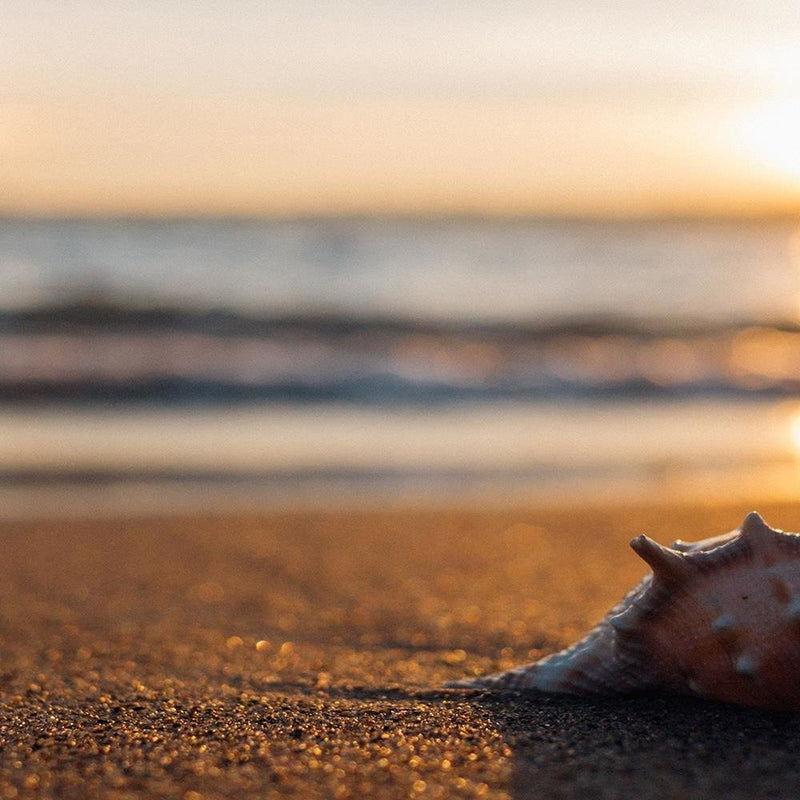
[5,1,800,515]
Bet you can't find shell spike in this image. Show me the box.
[608,608,638,635]
[739,511,775,545]
[630,535,692,582]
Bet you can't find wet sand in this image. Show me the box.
[3,501,800,798]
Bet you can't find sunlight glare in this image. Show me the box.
[735,96,800,180]
[789,411,800,455]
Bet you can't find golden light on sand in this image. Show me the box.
[735,96,800,180]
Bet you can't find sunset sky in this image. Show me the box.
[5,1,800,217]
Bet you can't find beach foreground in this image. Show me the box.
[3,502,800,798]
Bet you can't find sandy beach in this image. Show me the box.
[3,500,800,799]
[12,3,800,798]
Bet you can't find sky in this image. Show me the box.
[5,1,800,217]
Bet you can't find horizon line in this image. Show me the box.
[3,209,800,224]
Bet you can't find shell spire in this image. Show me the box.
[446,513,800,713]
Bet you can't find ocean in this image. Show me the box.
[3,216,800,515]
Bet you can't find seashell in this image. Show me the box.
[447,512,800,712]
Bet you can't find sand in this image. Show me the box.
[3,501,800,798]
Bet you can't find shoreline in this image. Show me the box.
[3,502,800,798]
[2,459,800,521]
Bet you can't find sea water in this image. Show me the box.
[3,217,800,514]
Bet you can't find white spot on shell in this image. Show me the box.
[711,613,736,633]
[786,598,800,622]
[734,654,757,677]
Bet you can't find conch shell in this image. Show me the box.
[448,512,800,712]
